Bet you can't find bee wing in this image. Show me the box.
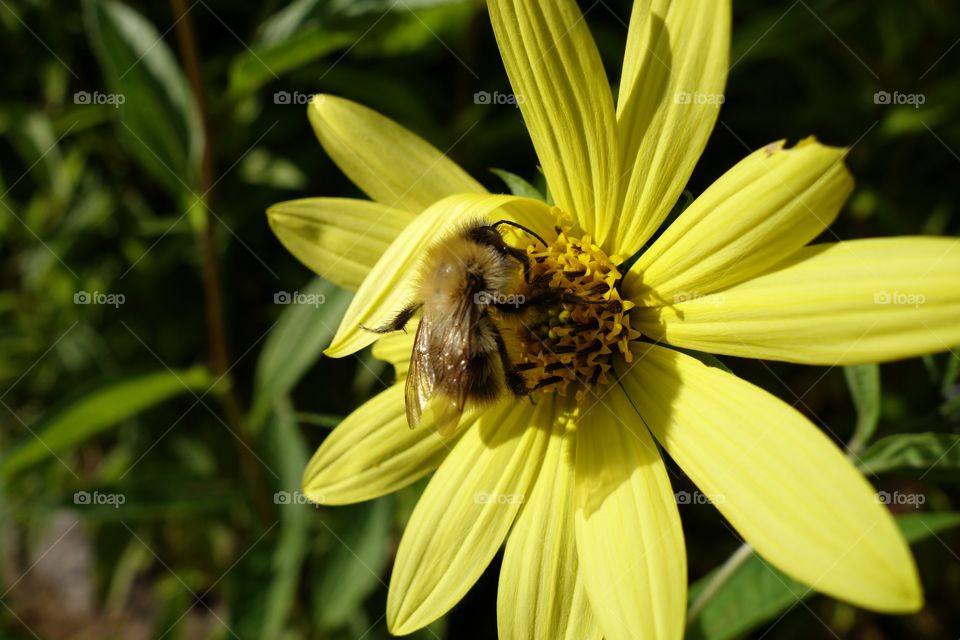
[404,318,437,429]
[424,394,464,437]
[404,298,476,434]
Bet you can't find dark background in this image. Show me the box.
[0,0,957,638]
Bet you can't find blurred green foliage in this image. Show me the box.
[0,0,958,638]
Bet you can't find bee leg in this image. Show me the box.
[506,247,532,283]
[489,219,548,248]
[360,303,422,333]
[493,287,606,316]
[492,327,527,396]
[495,288,563,314]
[531,375,564,391]
[494,298,527,315]
[505,369,527,396]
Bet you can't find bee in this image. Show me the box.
[366,219,545,434]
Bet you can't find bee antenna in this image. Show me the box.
[490,220,547,248]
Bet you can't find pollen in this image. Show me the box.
[513,227,642,402]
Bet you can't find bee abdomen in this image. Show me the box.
[467,354,502,401]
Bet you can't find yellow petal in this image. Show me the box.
[636,237,960,364]
[615,0,731,255]
[574,386,686,640]
[308,94,485,212]
[498,402,600,640]
[372,322,416,379]
[622,344,922,612]
[302,384,468,505]
[487,0,619,246]
[387,399,553,635]
[325,193,554,358]
[626,138,853,305]
[267,197,413,291]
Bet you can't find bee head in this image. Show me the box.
[466,225,512,255]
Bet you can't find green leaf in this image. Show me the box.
[879,104,952,139]
[258,0,324,44]
[858,433,960,477]
[4,112,70,200]
[945,354,960,386]
[314,496,394,631]
[350,2,475,58]
[239,148,308,191]
[250,278,352,430]
[327,0,471,15]
[258,397,311,640]
[895,511,960,540]
[0,367,214,477]
[64,479,239,521]
[294,412,344,428]
[490,168,546,202]
[686,552,805,640]
[844,364,880,454]
[85,0,203,201]
[941,395,960,418]
[228,0,478,96]
[228,26,357,96]
[943,351,959,394]
[685,512,960,640]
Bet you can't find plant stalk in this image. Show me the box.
[686,542,754,624]
[170,0,272,524]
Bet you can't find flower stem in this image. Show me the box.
[686,542,754,624]
[169,0,271,524]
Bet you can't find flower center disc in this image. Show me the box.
[512,229,641,402]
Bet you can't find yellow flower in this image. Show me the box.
[267,1,960,638]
